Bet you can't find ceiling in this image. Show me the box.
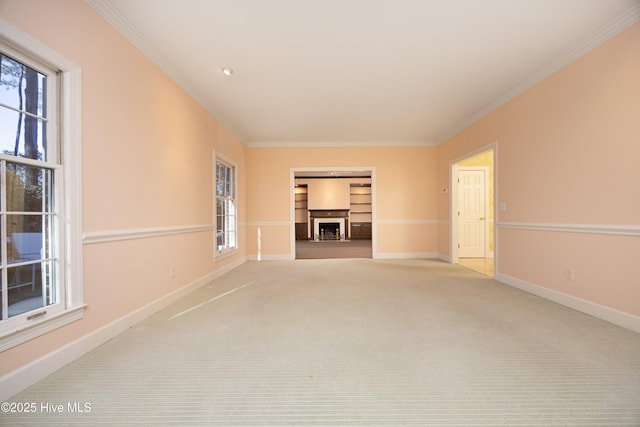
[87,0,639,147]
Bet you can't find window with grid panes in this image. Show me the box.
[215,159,236,253]
[0,49,62,328]
[0,31,82,347]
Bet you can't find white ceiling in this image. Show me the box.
[87,0,639,147]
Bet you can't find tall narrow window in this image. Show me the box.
[0,24,82,350]
[215,158,236,253]
[0,50,63,328]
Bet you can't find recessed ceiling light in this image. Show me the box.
[222,68,234,76]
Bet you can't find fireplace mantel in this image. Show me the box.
[308,209,349,218]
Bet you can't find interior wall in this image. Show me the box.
[307,179,351,210]
[246,146,438,259]
[437,22,640,319]
[0,0,247,378]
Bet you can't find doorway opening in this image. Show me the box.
[451,145,496,277]
[291,168,374,259]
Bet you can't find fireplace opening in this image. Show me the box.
[319,222,341,240]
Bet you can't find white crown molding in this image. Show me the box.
[497,222,640,237]
[83,224,214,244]
[247,140,437,148]
[436,3,640,144]
[84,0,248,145]
[85,1,639,149]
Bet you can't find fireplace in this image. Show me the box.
[309,209,349,241]
[318,221,342,240]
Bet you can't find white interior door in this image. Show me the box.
[458,169,486,258]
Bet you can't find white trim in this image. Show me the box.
[375,252,439,260]
[290,167,377,260]
[435,4,640,144]
[496,273,640,334]
[0,257,246,401]
[0,18,79,71]
[497,222,640,237]
[0,154,63,169]
[85,0,248,145]
[438,253,451,263]
[84,3,640,148]
[83,225,214,244]
[450,142,498,265]
[0,305,86,353]
[211,248,239,262]
[62,67,83,308]
[214,153,238,256]
[371,169,377,257]
[0,17,85,344]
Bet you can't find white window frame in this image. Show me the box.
[0,19,84,351]
[214,152,237,258]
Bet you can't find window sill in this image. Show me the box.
[0,305,87,352]
[215,248,239,261]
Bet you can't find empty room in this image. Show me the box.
[1,0,639,425]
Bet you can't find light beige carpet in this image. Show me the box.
[295,239,372,259]
[4,259,640,425]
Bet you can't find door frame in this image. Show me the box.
[289,166,377,260]
[450,142,497,267]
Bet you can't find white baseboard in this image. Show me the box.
[247,254,292,261]
[250,253,443,261]
[496,273,640,334]
[374,252,439,259]
[438,253,451,263]
[0,257,247,401]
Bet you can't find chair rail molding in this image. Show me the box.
[497,222,640,237]
[83,224,214,244]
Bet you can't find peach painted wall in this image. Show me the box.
[437,23,640,316]
[0,0,246,377]
[246,146,438,258]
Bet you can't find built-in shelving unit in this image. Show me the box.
[350,184,372,239]
[294,185,308,240]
